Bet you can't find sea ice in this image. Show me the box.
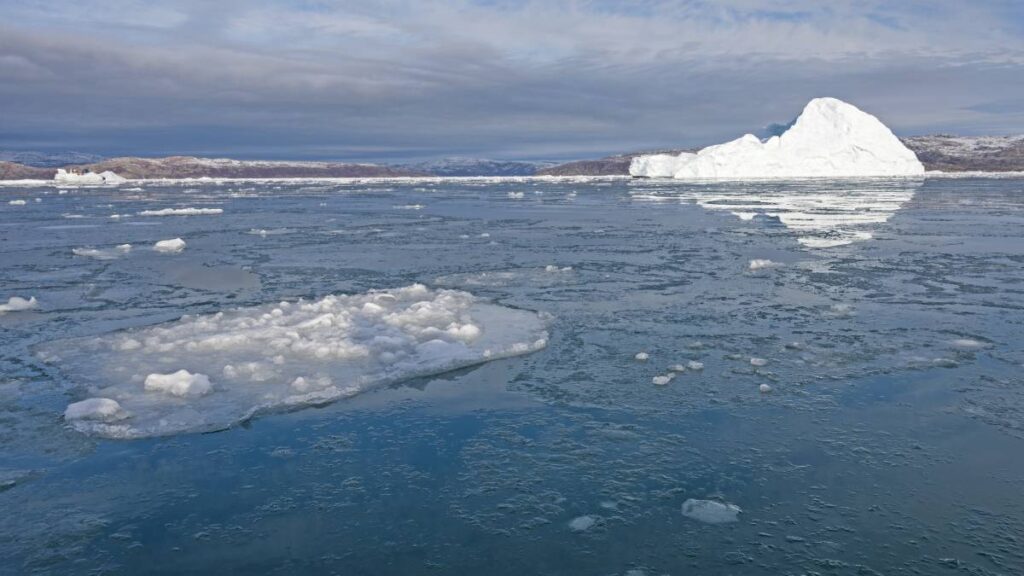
[568,515,597,532]
[63,398,127,422]
[507,191,525,199]
[634,352,649,361]
[759,383,773,393]
[681,499,741,524]
[652,374,675,385]
[630,98,924,179]
[153,238,187,253]
[749,259,778,271]
[72,244,132,260]
[0,296,38,314]
[8,199,26,206]
[54,169,127,185]
[138,208,223,216]
[687,361,704,371]
[43,284,549,438]
[750,357,768,367]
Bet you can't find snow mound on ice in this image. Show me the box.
[42,284,549,438]
[630,98,924,179]
[64,398,127,422]
[153,238,186,253]
[54,169,127,185]
[0,296,38,314]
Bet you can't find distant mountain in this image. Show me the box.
[68,156,428,179]
[408,157,554,176]
[0,161,55,180]
[0,150,105,168]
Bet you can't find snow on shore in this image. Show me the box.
[630,98,924,179]
[44,284,549,438]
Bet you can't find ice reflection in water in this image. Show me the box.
[631,179,920,247]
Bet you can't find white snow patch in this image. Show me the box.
[681,499,741,524]
[138,207,223,216]
[0,296,38,314]
[40,284,549,438]
[630,98,924,179]
[153,238,187,253]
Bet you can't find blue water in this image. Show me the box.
[1,177,1023,575]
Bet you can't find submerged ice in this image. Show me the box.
[630,98,924,179]
[43,284,549,438]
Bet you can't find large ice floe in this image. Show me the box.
[630,98,924,179]
[41,284,549,438]
[54,169,127,185]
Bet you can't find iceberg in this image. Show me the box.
[54,169,128,185]
[630,98,924,179]
[0,296,38,314]
[42,284,549,438]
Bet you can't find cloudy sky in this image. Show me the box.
[2,0,1024,161]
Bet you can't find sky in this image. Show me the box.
[2,0,1024,162]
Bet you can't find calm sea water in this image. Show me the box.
[1,177,1023,575]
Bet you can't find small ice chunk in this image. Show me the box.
[0,296,38,314]
[759,383,773,393]
[507,191,525,199]
[8,199,26,206]
[64,398,127,422]
[669,364,687,373]
[749,259,779,270]
[681,499,741,524]
[951,338,986,350]
[544,265,572,272]
[143,370,213,398]
[73,244,133,260]
[687,361,704,370]
[750,357,768,367]
[139,208,223,216]
[634,352,649,361]
[153,238,187,253]
[652,374,675,386]
[568,515,597,532]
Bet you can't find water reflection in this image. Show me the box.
[631,179,921,247]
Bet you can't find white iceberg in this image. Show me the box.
[153,238,187,253]
[64,398,127,422]
[0,296,38,314]
[630,98,924,179]
[54,169,127,185]
[43,284,549,438]
[72,244,132,260]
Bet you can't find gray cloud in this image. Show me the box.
[1,1,1023,161]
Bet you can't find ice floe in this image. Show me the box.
[54,169,127,185]
[44,284,549,438]
[153,238,187,253]
[0,296,38,314]
[630,98,924,179]
[748,259,779,271]
[72,244,132,260]
[7,199,26,206]
[138,207,223,216]
[681,499,741,524]
[63,398,127,422]
[568,515,598,532]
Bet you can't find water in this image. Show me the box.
[1,177,1023,574]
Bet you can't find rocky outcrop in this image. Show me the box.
[0,161,55,180]
[68,156,428,179]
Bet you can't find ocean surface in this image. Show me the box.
[1,176,1023,575]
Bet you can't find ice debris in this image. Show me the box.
[72,244,132,260]
[0,296,38,314]
[681,499,741,524]
[153,238,187,253]
[139,208,223,216]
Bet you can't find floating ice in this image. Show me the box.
[144,370,213,398]
[630,98,924,179]
[687,361,704,371]
[669,364,686,373]
[153,238,187,253]
[951,338,987,350]
[750,357,768,367]
[544,265,572,273]
[568,515,597,532]
[72,244,132,260]
[0,296,38,314]
[63,398,127,422]
[43,284,549,438]
[54,169,127,185]
[507,191,525,199]
[749,259,778,271]
[634,352,649,361]
[759,383,773,393]
[138,208,223,216]
[681,499,741,524]
[8,199,26,206]
[394,204,424,210]
[652,374,674,386]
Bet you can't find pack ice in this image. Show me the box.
[630,98,924,179]
[42,284,549,438]
[54,169,127,186]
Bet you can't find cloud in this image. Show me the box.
[1,1,1023,160]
